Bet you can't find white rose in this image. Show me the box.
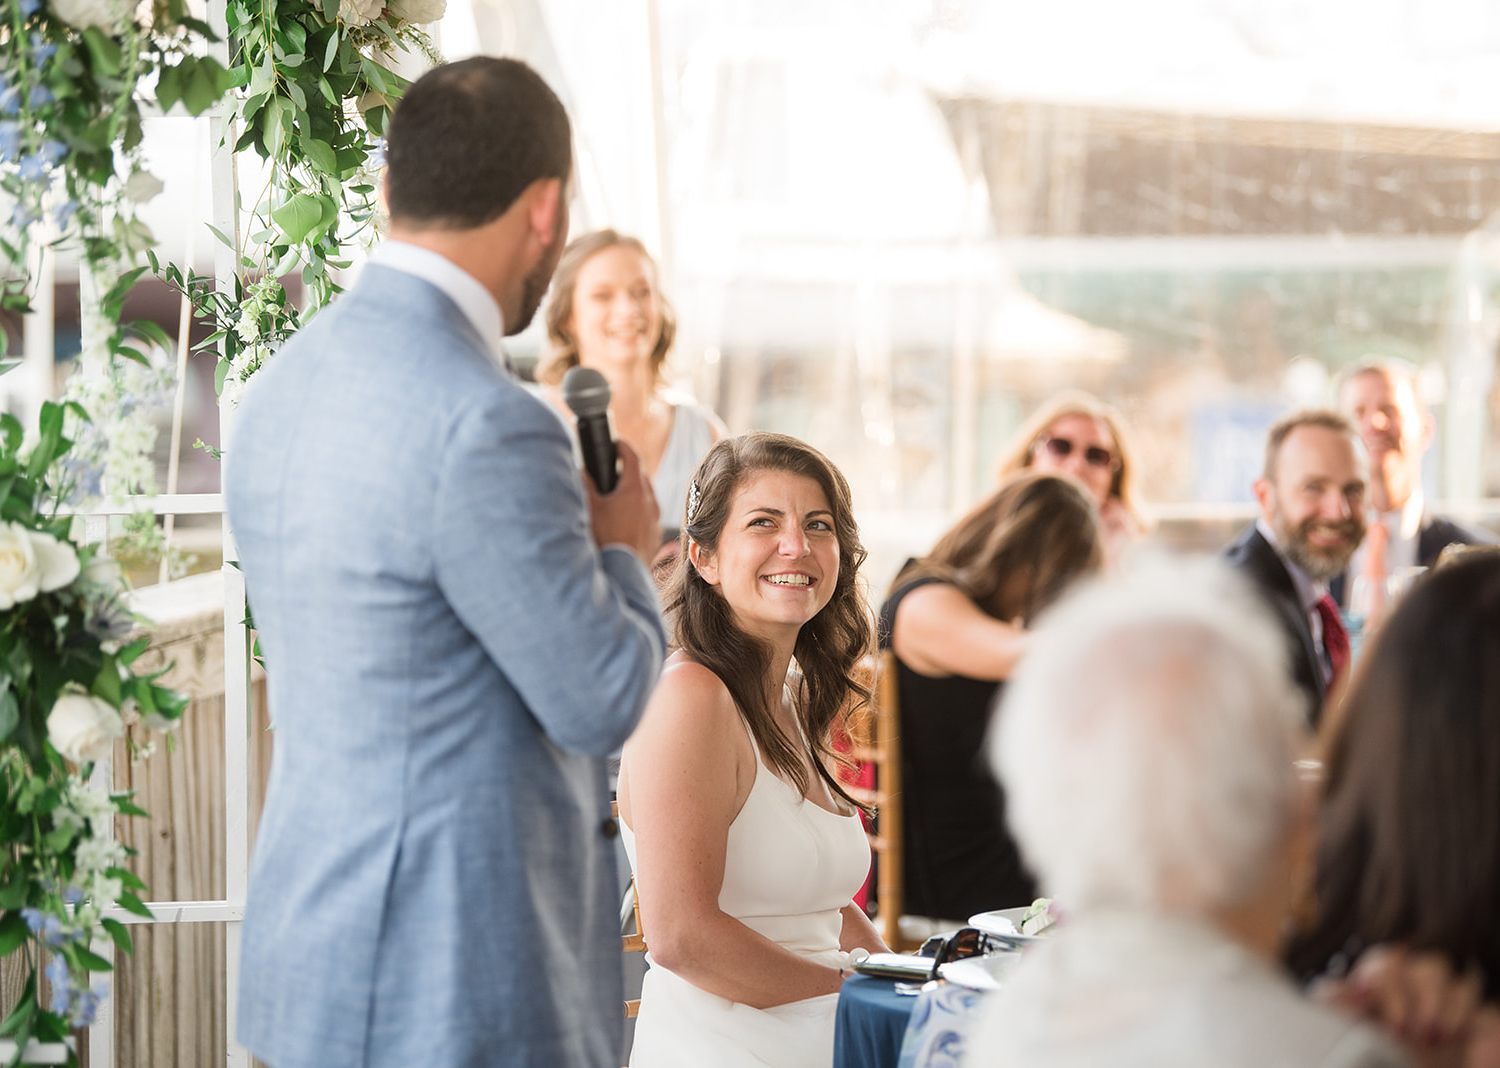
[0,523,80,610]
[48,0,126,32]
[386,0,445,23]
[47,692,125,765]
[338,0,385,26]
[121,170,164,204]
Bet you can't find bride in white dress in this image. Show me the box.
[617,432,889,1067]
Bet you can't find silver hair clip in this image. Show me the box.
[686,480,702,524]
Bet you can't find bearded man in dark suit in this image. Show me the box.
[1224,410,1367,726]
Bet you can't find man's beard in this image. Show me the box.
[509,256,553,336]
[1274,510,1365,582]
[506,197,568,336]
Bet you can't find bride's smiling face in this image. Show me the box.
[689,469,839,641]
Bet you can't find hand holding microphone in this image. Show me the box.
[562,366,619,494]
[563,366,660,562]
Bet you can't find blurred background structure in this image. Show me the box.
[7,0,1500,588]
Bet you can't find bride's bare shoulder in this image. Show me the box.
[643,654,739,729]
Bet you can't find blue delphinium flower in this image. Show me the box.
[42,915,68,946]
[55,199,79,229]
[11,203,37,229]
[17,154,48,183]
[367,136,386,168]
[62,885,84,905]
[19,0,44,14]
[29,86,55,109]
[23,907,70,947]
[70,981,108,1028]
[46,957,71,1015]
[0,121,19,162]
[39,139,67,165]
[31,34,58,67]
[0,85,20,116]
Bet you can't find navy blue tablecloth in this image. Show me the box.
[833,974,917,1068]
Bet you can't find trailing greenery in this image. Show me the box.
[160,0,440,404]
[0,402,187,1067]
[0,0,230,364]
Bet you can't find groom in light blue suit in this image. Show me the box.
[226,58,666,1067]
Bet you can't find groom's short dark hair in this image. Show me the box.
[385,57,571,229]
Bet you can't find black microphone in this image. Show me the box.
[561,366,619,494]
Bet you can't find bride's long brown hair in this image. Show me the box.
[664,433,873,813]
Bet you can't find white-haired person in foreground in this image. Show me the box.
[967,559,1405,1068]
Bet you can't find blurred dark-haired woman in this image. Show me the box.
[880,472,1104,926]
[1287,553,1500,1065]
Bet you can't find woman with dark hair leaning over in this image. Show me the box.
[616,432,888,1066]
[1287,553,1500,1065]
[879,472,1104,929]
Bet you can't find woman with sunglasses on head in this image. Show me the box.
[880,472,1104,933]
[995,390,1147,565]
[616,433,888,1067]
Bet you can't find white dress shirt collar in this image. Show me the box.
[1396,485,1425,542]
[368,241,507,370]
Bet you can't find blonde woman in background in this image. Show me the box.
[539,230,726,535]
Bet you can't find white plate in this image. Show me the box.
[968,907,1038,947]
[938,952,1024,991]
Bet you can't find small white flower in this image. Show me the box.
[74,834,126,875]
[53,805,86,835]
[48,0,127,32]
[47,692,124,765]
[121,170,164,204]
[66,783,117,826]
[385,0,445,23]
[338,0,384,26]
[0,523,81,609]
[82,553,125,593]
[141,711,179,733]
[236,309,261,344]
[89,872,123,909]
[112,418,156,456]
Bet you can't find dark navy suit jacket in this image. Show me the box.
[1223,524,1325,727]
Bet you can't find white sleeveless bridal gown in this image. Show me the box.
[620,732,871,1067]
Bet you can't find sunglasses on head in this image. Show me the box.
[1034,435,1118,471]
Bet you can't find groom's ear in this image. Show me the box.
[524,177,565,249]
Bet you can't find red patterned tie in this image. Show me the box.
[1316,593,1350,685]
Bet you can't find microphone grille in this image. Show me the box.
[561,366,612,418]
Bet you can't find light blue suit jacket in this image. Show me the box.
[226,264,666,1067]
